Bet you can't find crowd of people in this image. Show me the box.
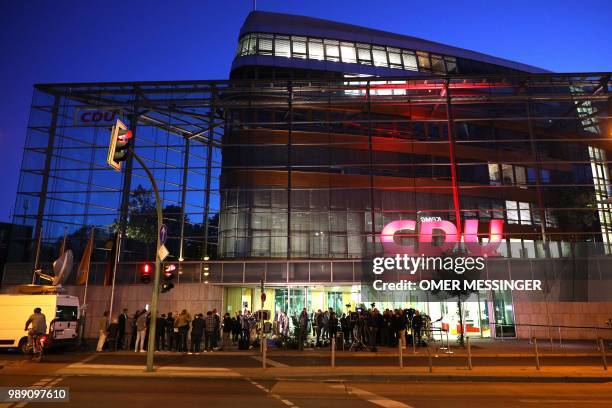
[95,305,429,353]
[296,307,428,351]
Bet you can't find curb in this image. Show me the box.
[24,370,612,383]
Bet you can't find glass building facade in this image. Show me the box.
[3,11,612,338]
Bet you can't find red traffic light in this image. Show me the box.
[118,130,133,142]
[140,263,152,283]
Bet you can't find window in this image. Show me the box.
[387,47,402,68]
[340,42,356,64]
[402,51,418,71]
[515,166,527,187]
[372,46,388,67]
[506,200,532,225]
[488,163,501,185]
[324,39,340,62]
[308,38,324,60]
[417,51,431,71]
[431,54,445,74]
[274,35,290,58]
[501,163,514,184]
[527,167,537,184]
[56,305,78,321]
[248,34,257,55]
[445,56,457,73]
[506,200,519,224]
[236,37,247,57]
[258,33,273,55]
[357,43,372,65]
[292,36,307,58]
[519,202,531,225]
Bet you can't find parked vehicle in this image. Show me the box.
[0,294,80,353]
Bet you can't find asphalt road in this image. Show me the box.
[0,375,611,408]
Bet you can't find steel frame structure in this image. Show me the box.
[5,73,611,285]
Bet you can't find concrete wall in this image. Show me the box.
[513,301,612,340]
[61,283,224,338]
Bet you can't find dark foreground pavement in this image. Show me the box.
[1,375,611,408]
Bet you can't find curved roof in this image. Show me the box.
[237,11,549,74]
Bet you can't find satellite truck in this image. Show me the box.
[0,250,81,353]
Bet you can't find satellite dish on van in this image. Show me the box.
[52,249,73,285]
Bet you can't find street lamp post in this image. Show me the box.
[129,148,163,372]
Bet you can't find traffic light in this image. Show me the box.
[202,256,210,284]
[140,263,152,284]
[161,264,176,293]
[107,119,132,171]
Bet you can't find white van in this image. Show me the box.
[0,294,80,353]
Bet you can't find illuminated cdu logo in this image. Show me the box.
[380,219,504,256]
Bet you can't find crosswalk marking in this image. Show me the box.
[348,385,414,408]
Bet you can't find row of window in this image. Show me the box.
[588,146,612,254]
[488,162,551,187]
[235,32,459,74]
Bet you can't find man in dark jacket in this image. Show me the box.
[204,311,217,352]
[156,313,166,351]
[191,314,204,353]
[165,312,175,351]
[118,308,128,350]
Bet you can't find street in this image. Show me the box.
[1,374,611,408]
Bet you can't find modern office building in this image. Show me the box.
[3,11,611,338]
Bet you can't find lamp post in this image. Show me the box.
[129,148,163,372]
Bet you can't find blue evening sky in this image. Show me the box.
[0,0,610,222]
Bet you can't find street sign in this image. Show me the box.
[157,244,169,261]
[159,224,167,245]
[261,292,266,303]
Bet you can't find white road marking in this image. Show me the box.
[245,378,270,393]
[348,385,414,408]
[77,354,98,365]
[250,355,289,367]
[280,399,295,406]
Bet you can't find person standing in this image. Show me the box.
[204,311,217,352]
[96,311,109,352]
[221,312,232,351]
[135,309,147,352]
[314,310,324,347]
[117,308,128,350]
[329,312,338,344]
[190,313,204,353]
[412,310,423,347]
[123,312,134,351]
[155,313,166,351]
[298,308,309,350]
[165,312,174,351]
[212,309,221,350]
[176,309,190,352]
[240,311,250,349]
[278,310,289,339]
